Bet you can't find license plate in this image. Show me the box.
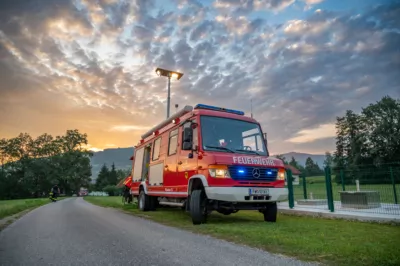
[249,188,269,196]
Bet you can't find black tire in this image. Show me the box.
[190,189,207,225]
[138,190,150,211]
[148,196,158,211]
[263,202,278,222]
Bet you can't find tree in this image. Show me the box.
[305,157,314,173]
[289,157,299,168]
[95,164,110,191]
[323,152,333,168]
[332,96,400,184]
[116,169,131,182]
[362,96,400,163]
[305,157,323,176]
[275,154,288,164]
[108,163,118,185]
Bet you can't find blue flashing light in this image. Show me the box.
[267,171,273,175]
[238,169,245,174]
[194,104,245,116]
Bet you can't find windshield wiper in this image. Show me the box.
[204,145,235,153]
[235,149,261,155]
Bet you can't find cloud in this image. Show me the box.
[302,0,325,10]
[0,0,399,154]
[213,0,296,14]
[286,123,336,143]
[109,125,151,132]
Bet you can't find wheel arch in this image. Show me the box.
[139,181,148,194]
[187,174,208,195]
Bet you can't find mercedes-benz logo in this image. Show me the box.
[252,168,261,178]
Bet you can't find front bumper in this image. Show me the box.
[204,187,288,202]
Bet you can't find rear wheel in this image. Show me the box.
[138,190,150,211]
[148,196,158,211]
[190,189,208,225]
[262,202,277,222]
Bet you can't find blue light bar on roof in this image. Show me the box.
[194,104,245,116]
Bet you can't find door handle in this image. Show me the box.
[178,161,183,165]
[165,165,168,168]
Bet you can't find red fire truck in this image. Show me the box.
[130,104,288,224]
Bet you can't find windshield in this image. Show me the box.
[200,116,268,155]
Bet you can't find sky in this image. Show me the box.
[0,0,399,155]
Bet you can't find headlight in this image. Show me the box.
[208,165,231,178]
[277,168,286,180]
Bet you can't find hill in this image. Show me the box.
[90,147,134,182]
[273,152,326,167]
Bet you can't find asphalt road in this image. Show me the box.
[0,198,317,266]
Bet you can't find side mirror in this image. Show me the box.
[182,127,193,151]
[182,141,192,150]
[263,132,269,156]
[183,127,193,142]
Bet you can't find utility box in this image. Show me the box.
[339,191,381,209]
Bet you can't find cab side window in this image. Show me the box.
[152,137,161,161]
[182,120,198,150]
[182,122,191,147]
[168,128,178,156]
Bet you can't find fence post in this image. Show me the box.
[340,169,345,191]
[302,173,307,199]
[325,166,335,212]
[287,169,294,209]
[390,167,398,204]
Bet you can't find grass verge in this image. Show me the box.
[85,196,400,266]
[0,197,67,219]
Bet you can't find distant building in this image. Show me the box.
[284,165,301,185]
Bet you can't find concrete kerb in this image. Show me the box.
[277,206,400,225]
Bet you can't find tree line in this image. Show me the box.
[91,163,131,196]
[0,129,133,200]
[0,130,92,200]
[275,154,331,177]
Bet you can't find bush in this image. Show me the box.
[102,185,121,196]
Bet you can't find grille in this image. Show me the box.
[228,165,278,181]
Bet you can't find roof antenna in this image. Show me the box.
[251,99,253,118]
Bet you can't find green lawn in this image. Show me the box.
[85,196,400,266]
[0,197,66,219]
[292,176,400,204]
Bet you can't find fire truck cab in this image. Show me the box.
[130,104,288,225]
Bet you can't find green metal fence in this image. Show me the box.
[286,164,400,216]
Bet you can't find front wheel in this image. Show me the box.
[262,202,278,222]
[190,189,208,225]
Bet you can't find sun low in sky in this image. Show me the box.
[0,0,399,154]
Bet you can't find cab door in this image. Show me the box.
[176,119,199,192]
[163,127,179,189]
